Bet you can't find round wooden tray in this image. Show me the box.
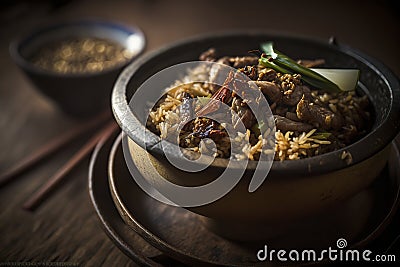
[89,133,400,266]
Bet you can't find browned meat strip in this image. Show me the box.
[216,56,231,65]
[240,109,256,129]
[296,96,343,130]
[282,85,311,106]
[357,95,369,109]
[231,56,259,68]
[231,97,256,129]
[199,48,217,62]
[253,81,282,103]
[341,124,358,143]
[241,65,258,80]
[274,115,314,132]
[350,109,364,130]
[258,68,278,81]
[286,112,301,122]
[193,118,227,140]
[275,105,287,117]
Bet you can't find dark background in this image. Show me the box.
[0,0,399,265]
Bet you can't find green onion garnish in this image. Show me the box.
[259,42,359,92]
[197,96,210,106]
[310,132,332,140]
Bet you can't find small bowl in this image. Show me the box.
[10,19,145,117]
[112,32,400,240]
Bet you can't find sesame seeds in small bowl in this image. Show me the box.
[30,37,135,74]
[10,19,145,117]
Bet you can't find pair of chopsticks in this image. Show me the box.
[0,110,118,211]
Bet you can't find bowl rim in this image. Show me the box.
[112,30,400,175]
[9,18,146,78]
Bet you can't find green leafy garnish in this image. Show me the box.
[197,96,210,106]
[251,123,261,136]
[258,120,267,133]
[310,132,332,140]
[259,42,359,92]
[251,120,268,137]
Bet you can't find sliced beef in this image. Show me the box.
[357,95,370,110]
[258,68,278,81]
[282,85,311,106]
[231,56,259,68]
[193,118,227,140]
[341,124,358,143]
[253,81,282,103]
[274,115,313,132]
[296,96,343,130]
[241,65,258,80]
[231,97,256,129]
[275,105,288,117]
[199,48,217,62]
[216,56,231,66]
[285,112,301,122]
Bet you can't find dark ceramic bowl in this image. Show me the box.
[10,20,145,117]
[112,32,400,239]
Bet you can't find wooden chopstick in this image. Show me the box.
[0,110,110,188]
[22,121,118,211]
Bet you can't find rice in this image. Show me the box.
[146,53,371,161]
[148,64,326,161]
[273,128,335,160]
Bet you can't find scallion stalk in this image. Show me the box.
[260,42,358,92]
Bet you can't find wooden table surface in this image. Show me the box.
[0,0,399,266]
